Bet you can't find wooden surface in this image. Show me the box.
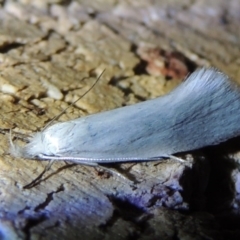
[0,0,240,239]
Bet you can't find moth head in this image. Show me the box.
[9,131,47,160]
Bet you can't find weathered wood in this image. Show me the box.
[0,0,240,239]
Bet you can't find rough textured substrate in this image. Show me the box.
[0,0,240,239]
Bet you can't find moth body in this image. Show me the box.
[10,68,240,163]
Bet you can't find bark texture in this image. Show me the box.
[0,0,240,239]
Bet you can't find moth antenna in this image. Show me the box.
[42,69,106,131]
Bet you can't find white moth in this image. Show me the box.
[10,68,240,166]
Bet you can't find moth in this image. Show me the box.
[10,68,240,166]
